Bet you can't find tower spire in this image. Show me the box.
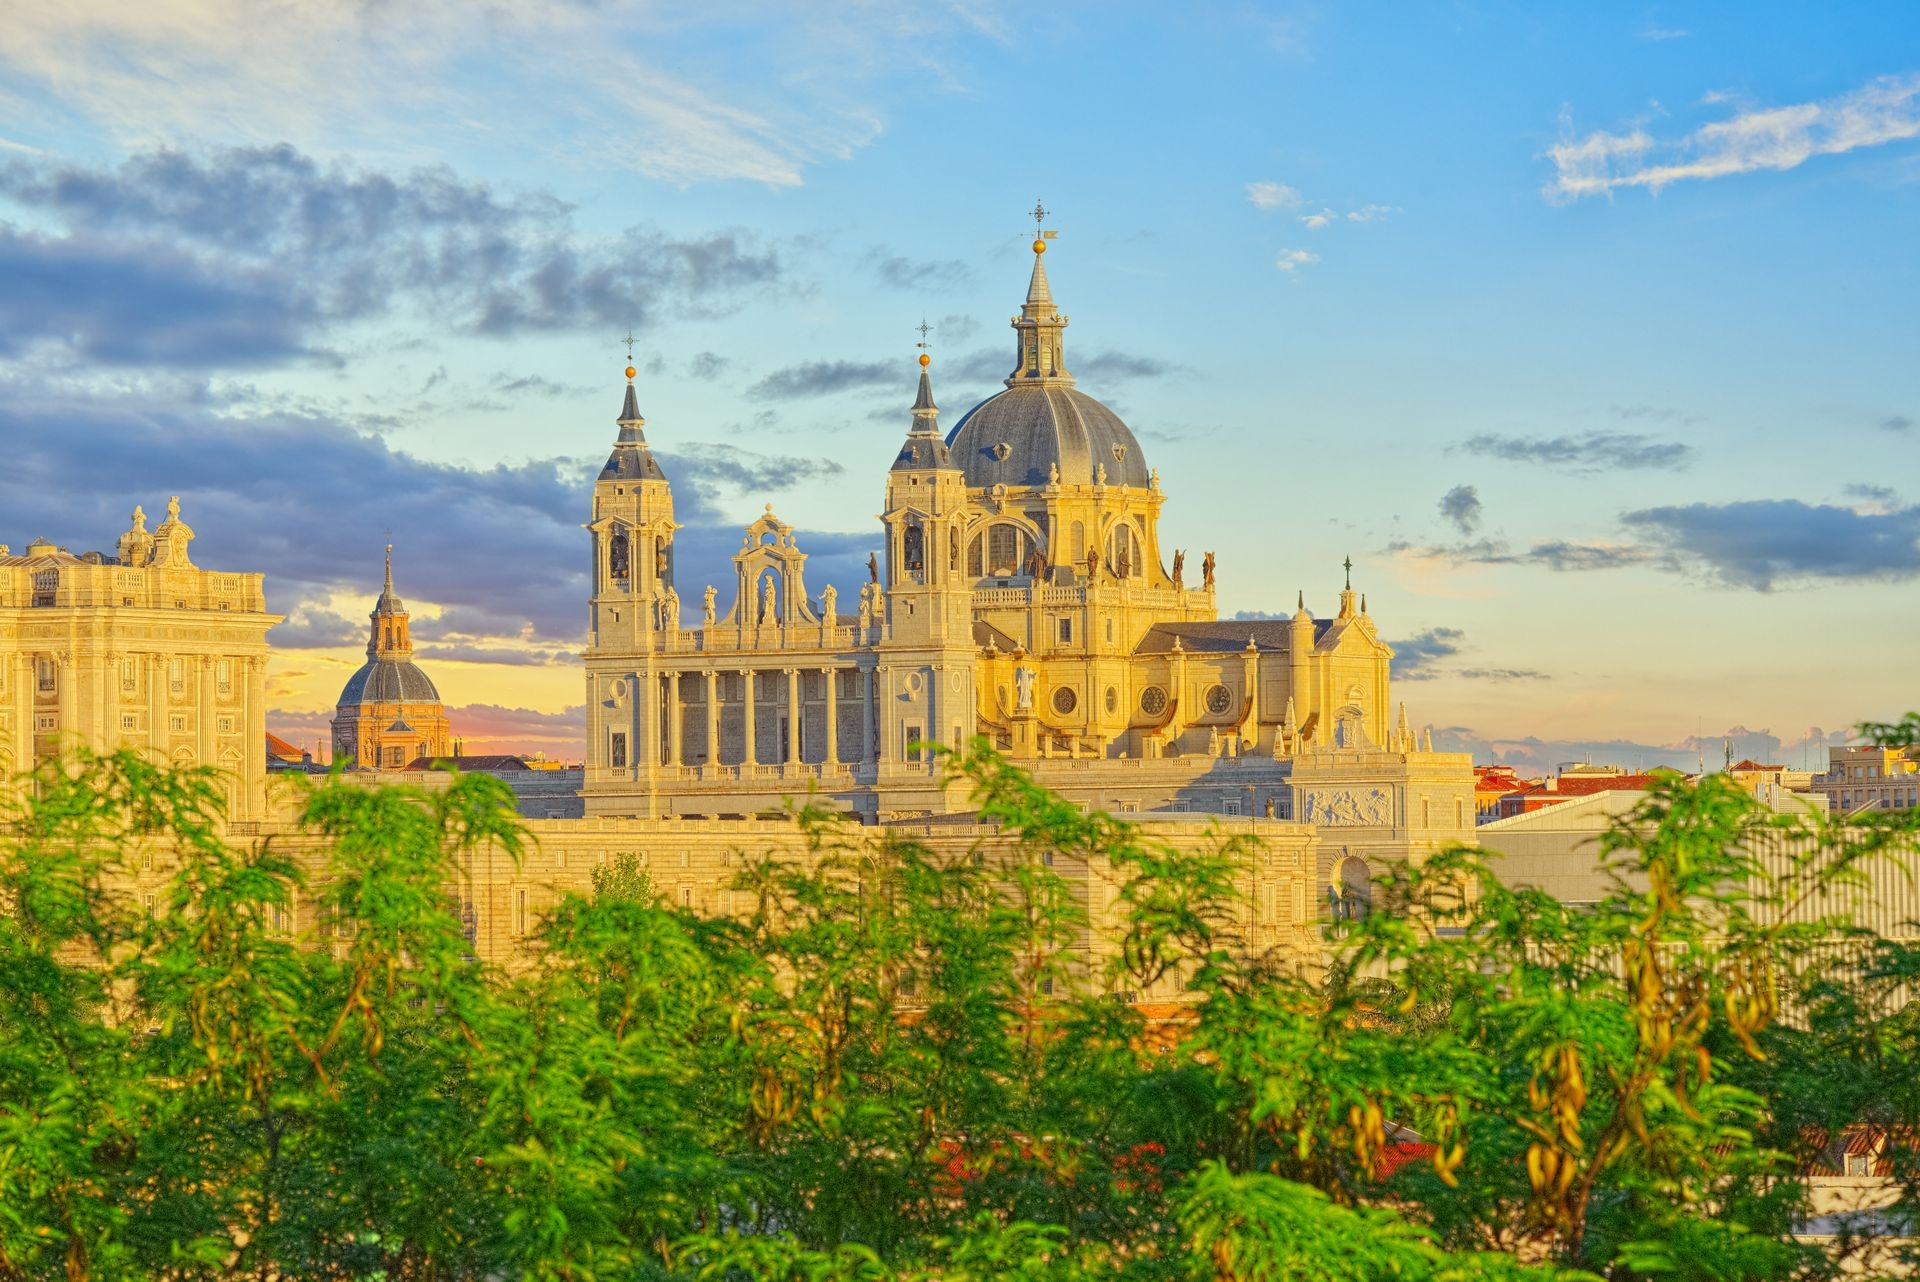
[1009,201,1070,386]
[893,341,955,471]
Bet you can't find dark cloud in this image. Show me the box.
[493,373,589,399]
[1387,537,1651,571]
[749,359,895,399]
[1229,610,1286,620]
[1610,403,1703,425]
[685,351,731,382]
[1438,484,1481,535]
[1456,668,1550,681]
[1883,415,1914,434]
[1458,432,1693,472]
[874,252,971,291]
[1389,627,1464,681]
[414,644,576,667]
[1845,484,1898,504]
[934,314,980,344]
[270,606,363,649]
[1622,498,1920,589]
[0,376,866,655]
[0,145,779,368]
[1075,351,1178,381]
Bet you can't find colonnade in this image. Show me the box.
[643,665,878,769]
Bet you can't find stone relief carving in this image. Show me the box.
[1300,787,1392,827]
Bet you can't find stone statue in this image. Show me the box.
[1208,726,1221,757]
[1171,548,1185,586]
[867,552,880,583]
[1202,551,1216,588]
[1048,461,1060,485]
[655,542,668,577]
[1086,548,1100,579]
[1115,545,1131,579]
[662,587,680,631]
[950,526,960,568]
[1024,546,1047,580]
[857,585,873,631]
[1014,665,1036,711]
[167,495,181,522]
[1264,796,1277,819]
[760,572,777,624]
[702,584,717,627]
[821,583,837,621]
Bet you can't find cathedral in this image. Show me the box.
[330,548,453,769]
[582,233,1470,852]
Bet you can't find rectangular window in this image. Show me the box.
[218,717,235,734]
[1058,617,1073,644]
[169,715,187,732]
[121,714,137,731]
[121,658,137,691]
[906,724,923,763]
[679,885,693,908]
[36,659,54,692]
[1223,800,1240,816]
[217,659,232,695]
[385,746,404,768]
[31,570,56,607]
[170,657,185,694]
[513,888,529,937]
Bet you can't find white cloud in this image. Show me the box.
[1345,203,1397,223]
[1640,27,1689,41]
[1299,208,1335,229]
[1246,181,1304,210]
[1274,248,1319,272]
[0,1,998,187]
[1546,72,1920,201]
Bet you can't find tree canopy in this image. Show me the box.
[2,731,1918,1281]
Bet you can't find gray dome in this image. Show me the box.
[337,658,442,706]
[945,384,1150,489]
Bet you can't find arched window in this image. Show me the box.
[986,524,1025,577]
[608,529,630,582]
[1106,522,1142,578]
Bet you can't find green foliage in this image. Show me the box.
[1,730,1918,1280]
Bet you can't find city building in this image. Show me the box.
[0,499,279,817]
[1813,745,1920,815]
[579,230,1474,873]
[330,548,453,770]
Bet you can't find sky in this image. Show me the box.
[1,1,1915,772]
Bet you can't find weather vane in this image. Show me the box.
[1029,199,1058,245]
[1343,555,1353,590]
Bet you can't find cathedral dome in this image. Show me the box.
[337,657,442,706]
[946,384,1149,489]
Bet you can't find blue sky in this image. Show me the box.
[1,2,1914,768]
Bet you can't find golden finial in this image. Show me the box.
[919,353,931,367]
[625,365,637,380]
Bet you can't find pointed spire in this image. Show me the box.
[892,352,955,472]
[1293,590,1312,623]
[383,542,394,595]
[1338,556,1358,620]
[1007,202,1071,386]
[602,363,667,482]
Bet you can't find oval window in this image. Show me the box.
[1105,686,1119,714]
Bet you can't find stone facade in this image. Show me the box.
[0,498,280,817]
[580,233,1474,880]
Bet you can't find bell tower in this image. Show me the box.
[881,349,971,645]
[589,363,679,650]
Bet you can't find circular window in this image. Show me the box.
[1205,684,1233,715]
[1140,686,1168,716]
[1052,686,1078,715]
[1104,686,1119,714]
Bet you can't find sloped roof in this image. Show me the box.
[1134,619,1330,655]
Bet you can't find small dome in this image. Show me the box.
[337,658,442,707]
[945,384,1150,489]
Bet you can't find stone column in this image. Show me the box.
[740,670,757,766]
[55,652,76,754]
[822,667,838,766]
[149,655,166,761]
[666,671,683,767]
[703,670,719,767]
[863,667,878,764]
[785,667,801,764]
[197,655,216,767]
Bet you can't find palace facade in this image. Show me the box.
[582,236,1474,869]
[0,499,280,818]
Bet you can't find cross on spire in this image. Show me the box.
[622,330,638,361]
[915,318,933,352]
[1343,555,1353,590]
[1030,199,1048,233]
